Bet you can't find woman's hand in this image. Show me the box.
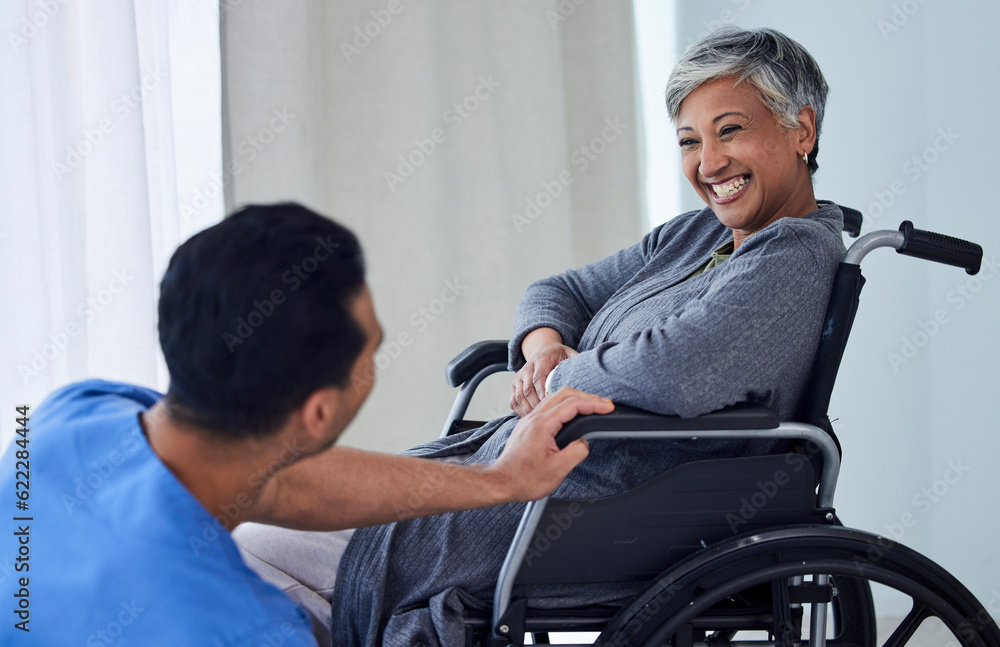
[511,328,579,417]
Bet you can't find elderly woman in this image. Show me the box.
[325,26,842,645]
[241,26,844,646]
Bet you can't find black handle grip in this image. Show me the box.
[897,221,983,275]
[840,206,863,238]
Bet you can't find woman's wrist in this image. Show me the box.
[521,327,563,361]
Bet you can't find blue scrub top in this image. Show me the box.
[0,380,316,646]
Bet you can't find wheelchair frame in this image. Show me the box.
[439,210,998,647]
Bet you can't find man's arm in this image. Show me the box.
[246,388,611,531]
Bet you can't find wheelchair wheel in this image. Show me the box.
[595,525,1000,647]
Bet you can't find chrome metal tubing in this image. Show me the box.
[490,422,841,634]
[842,229,904,266]
[440,362,509,438]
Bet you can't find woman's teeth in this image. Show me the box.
[712,176,748,198]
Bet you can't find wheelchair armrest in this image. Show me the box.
[445,340,511,388]
[553,402,779,449]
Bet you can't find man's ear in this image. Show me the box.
[796,104,817,153]
[297,388,342,443]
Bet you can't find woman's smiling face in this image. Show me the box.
[676,76,818,247]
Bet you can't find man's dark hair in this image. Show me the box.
[157,202,367,437]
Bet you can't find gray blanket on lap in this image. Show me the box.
[330,203,846,646]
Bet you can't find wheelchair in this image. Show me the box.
[438,208,999,646]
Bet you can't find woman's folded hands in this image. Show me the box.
[511,327,579,417]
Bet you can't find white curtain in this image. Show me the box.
[221,0,646,453]
[0,0,224,450]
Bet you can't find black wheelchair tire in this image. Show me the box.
[595,525,1000,647]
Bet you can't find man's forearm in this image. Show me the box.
[249,446,510,531]
[246,388,607,532]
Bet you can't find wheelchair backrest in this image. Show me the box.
[794,261,866,433]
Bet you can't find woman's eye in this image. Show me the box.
[720,125,741,137]
[679,138,698,149]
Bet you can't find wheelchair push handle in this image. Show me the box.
[840,206,863,238]
[897,220,983,275]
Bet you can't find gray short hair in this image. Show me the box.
[666,27,829,175]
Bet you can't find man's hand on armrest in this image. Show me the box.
[246,389,611,531]
[486,387,609,501]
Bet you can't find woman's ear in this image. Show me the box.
[796,104,818,154]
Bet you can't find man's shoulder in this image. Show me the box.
[35,379,162,425]
[0,381,316,645]
[21,379,160,453]
[3,380,159,476]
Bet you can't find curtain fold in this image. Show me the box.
[221,0,646,453]
[0,0,223,450]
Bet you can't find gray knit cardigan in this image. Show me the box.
[329,202,846,646]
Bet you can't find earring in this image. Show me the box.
[802,152,808,164]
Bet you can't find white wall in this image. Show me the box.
[221,1,645,454]
[664,0,1000,616]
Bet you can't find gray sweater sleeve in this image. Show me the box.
[508,225,665,369]
[547,221,839,417]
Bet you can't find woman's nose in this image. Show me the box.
[699,141,729,179]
